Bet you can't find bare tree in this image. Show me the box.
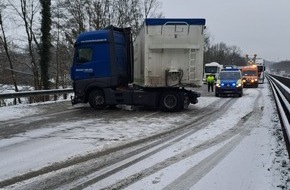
[85,0,111,30]
[8,0,41,90]
[51,0,81,91]
[205,42,245,66]
[51,0,62,90]
[58,0,88,46]
[0,2,21,103]
[142,0,162,18]
[56,0,162,38]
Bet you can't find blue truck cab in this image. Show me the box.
[71,26,133,90]
[215,67,243,97]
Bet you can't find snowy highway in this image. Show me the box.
[0,80,289,190]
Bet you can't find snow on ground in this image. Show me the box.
[86,85,290,190]
[0,84,73,120]
[0,104,39,121]
[191,97,286,190]
[0,97,216,181]
[0,82,289,189]
[0,99,72,122]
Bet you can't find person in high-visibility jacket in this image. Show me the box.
[207,74,215,92]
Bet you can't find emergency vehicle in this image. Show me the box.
[241,65,259,88]
[215,67,243,97]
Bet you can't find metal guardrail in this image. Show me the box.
[269,74,290,88]
[266,73,290,157]
[0,88,73,100]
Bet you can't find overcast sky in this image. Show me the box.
[161,0,290,62]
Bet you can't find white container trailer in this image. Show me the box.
[134,18,206,87]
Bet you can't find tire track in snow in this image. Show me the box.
[163,88,263,189]
[55,99,239,189]
[97,111,255,190]
[93,90,263,190]
[0,97,234,189]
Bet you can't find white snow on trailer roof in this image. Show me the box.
[205,62,221,66]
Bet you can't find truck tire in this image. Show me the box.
[88,90,106,109]
[160,91,182,112]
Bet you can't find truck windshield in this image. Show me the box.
[205,66,218,73]
[242,71,257,76]
[219,72,241,79]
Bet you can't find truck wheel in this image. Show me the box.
[160,91,181,112]
[88,90,106,109]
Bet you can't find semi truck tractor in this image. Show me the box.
[203,62,223,83]
[255,58,265,84]
[71,18,206,111]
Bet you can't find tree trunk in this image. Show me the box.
[0,11,21,104]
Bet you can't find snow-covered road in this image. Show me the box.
[0,81,289,190]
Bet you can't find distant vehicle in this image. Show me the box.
[241,65,259,88]
[280,70,286,76]
[70,18,206,112]
[215,67,243,97]
[203,62,223,83]
[255,58,265,84]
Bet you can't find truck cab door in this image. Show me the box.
[71,44,110,81]
[71,47,94,80]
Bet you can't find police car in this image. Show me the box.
[215,67,243,97]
